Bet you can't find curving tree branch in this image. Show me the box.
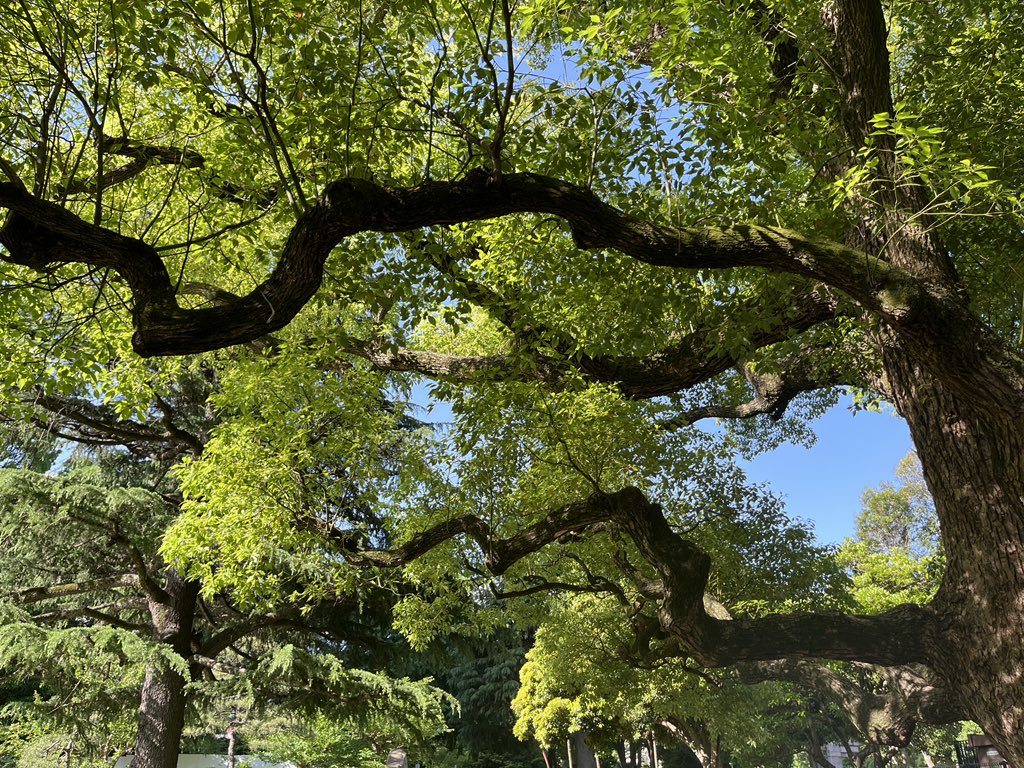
[0,170,922,359]
[333,485,933,669]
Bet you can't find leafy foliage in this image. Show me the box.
[2,0,1024,761]
[837,453,942,612]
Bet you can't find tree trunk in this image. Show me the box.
[135,664,189,768]
[615,741,627,768]
[820,1,1024,761]
[133,570,199,768]
[574,733,598,768]
[883,343,1024,766]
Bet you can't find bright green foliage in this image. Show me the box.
[166,348,429,608]
[505,498,842,761]
[245,713,382,768]
[838,453,942,612]
[1,0,1022,761]
[0,0,1013,625]
[512,594,798,764]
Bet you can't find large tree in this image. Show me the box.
[1,0,1022,761]
[0,411,449,768]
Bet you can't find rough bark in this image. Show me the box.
[822,1,1024,761]
[884,347,1024,762]
[0,171,919,358]
[133,570,199,768]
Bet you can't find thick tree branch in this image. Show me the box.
[581,292,840,398]
[27,392,202,456]
[0,170,921,359]
[344,337,562,384]
[199,611,309,658]
[7,168,1014,416]
[710,605,931,667]
[335,485,934,668]
[418,239,846,396]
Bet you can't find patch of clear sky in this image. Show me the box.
[739,398,912,545]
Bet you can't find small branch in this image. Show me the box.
[59,134,278,207]
[490,576,619,600]
[489,0,516,183]
[32,605,150,633]
[104,526,171,606]
[154,395,205,456]
[11,574,139,605]
[0,155,26,190]
[25,391,202,458]
[659,363,844,429]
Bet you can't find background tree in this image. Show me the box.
[828,453,960,768]
[838,453,942,613]
[399,630,548,768]
[0,375,449,768]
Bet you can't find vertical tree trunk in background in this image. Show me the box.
[615,741,627,768]
[133,570,199,768]
[573,733,598,768]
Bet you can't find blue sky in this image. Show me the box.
[740,399,913,545]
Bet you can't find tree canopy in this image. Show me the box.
[1,0,1023,764]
